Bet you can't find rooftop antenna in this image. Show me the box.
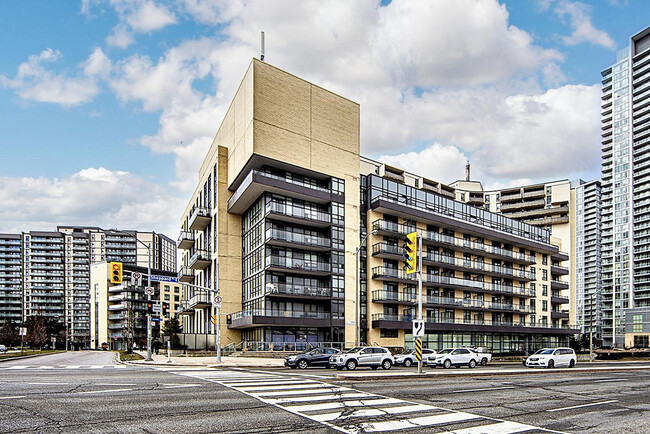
[260,31,265,61]
[466,160,470,181]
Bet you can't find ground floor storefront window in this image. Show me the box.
[404,332,568,355]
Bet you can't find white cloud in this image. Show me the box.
[85,0,177,48]
[0,47,110,107]
[0,168,185,238]
[553,1,616,49]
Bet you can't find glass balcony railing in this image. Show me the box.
[266,256,331,273]
[371,314,575,329]
[266,228,331,248]
[266,283,331,297]
[232,309,331,320]
[266,201,331,224]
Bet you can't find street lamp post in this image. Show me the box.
[355,230,378,347]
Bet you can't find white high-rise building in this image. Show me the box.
[601,26,650,347]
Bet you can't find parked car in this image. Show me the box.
[466,346,492,365]
[524,347,576,368]
[394,348,437,367]
[329,346,394,371]
[429,348,480,369]
[0,345,6,353]
[285,347,342,369]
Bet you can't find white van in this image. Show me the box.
[525,347,576,368]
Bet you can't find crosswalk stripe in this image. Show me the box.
[228,380,315,387]
[240,383,335,392]
[265,392,373,404]
[65,365,81,369]
[283,397,404,412]
[251,387,353,397]
[312,404,439,422]
[438,420,542,434]
[360,411,481,432]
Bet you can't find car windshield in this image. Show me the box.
[402,350,414,355]
[535,349,554,355]
[346,347,363,353]
[439,349,453,354]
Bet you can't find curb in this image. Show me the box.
[0,352,64,363]
[333,364,650,381]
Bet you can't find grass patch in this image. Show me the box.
[119,350,145,362]
[0,349,58,360]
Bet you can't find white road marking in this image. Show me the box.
[284,397,403,412]
[114,365,127,369]
[28,382,69,385]
[361,411,481,432]
[0,395,26,400]
[266,392,374,404]
[239,383,334,392]
[96,383,137,386]
[252,387,353,397]
[65,365,81,369]
[227,380,313,387]
[546,400,619,412]
[452,386,515,393]
[89,365,105,369]
[438,420,547,434]
[6,366,26,370]
[594,378,628,383]
[161,384,202,389]
[77,388,133,395]
[312,403,438,422]
[37,366,53,369]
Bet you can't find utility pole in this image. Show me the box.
[146,242,152,361]
[417,234,423,375]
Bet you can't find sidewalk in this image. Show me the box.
[126,351,285,368]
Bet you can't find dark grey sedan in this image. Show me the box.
[285,347,342,369]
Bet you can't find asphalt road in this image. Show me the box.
[1,352,649,433]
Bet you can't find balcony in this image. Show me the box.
[265,201,331,228]
[177,231,195,250]
[371,220,537,264]
[189,250,210,270]
[265,256,331,276]
[266,283,332,299]
[551,310,570,320]
[266,228,331,251]
[229,170,332,214]
[551,279,569,290]
[177,301,194,316]
[551,264,570,276]
[551,251,570,262]
[229,309,340,329]
[370,314,578,335]
[188,290,211,309]
[371,266,536,298]
[551,295,570,305]
[500,199,546,212]
[188,207,211,231]
[178,266,194,283]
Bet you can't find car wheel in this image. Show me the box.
[404,359,413,367]
[547,360,555,369]
[481,357,488,366]
[569,359,575,368]
[443,359,452,369]
[297,359,308,369]
[469,359,476,369]
[346,360,357,371]
[382,359,392,370]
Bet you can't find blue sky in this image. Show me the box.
[0,0,648,237]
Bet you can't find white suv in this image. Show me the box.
[395,348,436,367]
[329,346,394,371]
[430,348,480,369]
[525,347,576,368]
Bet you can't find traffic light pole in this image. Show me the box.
[417,234,423,375]
[146,243,152,361]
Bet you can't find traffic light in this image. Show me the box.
[109,262,123,283]
[147,301,154,314]
[403,231,417,274]
[226,314,232,325]
[162,302,169,316]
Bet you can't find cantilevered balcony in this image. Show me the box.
[266,228,331,251]
[178,266,194,283]
[177,301,194,316]
[229,170,331,214]
[551,279,569,290]
[187,290,211,309]
[551,264,570,276]
[265,201,331,228]
[228,309,339,329]
[177,231,195,250]
[371,266,535,298]
[189,250,210,270]
[189,207,211,231]
[265,283,332,299]
[551,310,570,320]
[265,256,331,276]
